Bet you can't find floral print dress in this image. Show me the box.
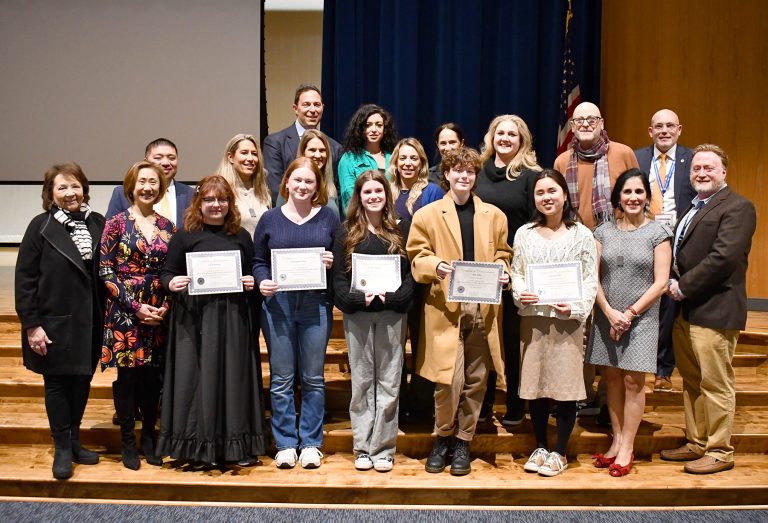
[99,210,175,369]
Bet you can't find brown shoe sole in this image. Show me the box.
[660,449,701,462]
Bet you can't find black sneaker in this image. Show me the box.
[596,404,612,427]
[477,403,493,423]
[425,436,453,473]
[450,439,471,476]
[576,399,600,417]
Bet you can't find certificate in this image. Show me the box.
[447,261,504,304]
[271,247,326,291]
[186,250,243,295]
[351,253,401,293]
[526,261,583,304]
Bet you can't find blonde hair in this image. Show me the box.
[388,138,430,216]
[216,134,271,208]
[479,114,541,180]
[296,129,337,200]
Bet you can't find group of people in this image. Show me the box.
[15,83,755,482]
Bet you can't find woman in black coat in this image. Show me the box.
[15,163,106,480]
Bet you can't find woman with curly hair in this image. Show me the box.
[100,160,174,470]
[157,175,266,470]
[476,114,541,427]
[332,170,414,472]
[338,104,399,213]
[216,133,272,236]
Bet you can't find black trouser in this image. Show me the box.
[483,292,523,414]
[399,284,435,419]
[656,294,678,378]
[113,366,162,432]
[43,374,92,435]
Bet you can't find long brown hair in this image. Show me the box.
[344,170,405,272]
[184,175,241,234]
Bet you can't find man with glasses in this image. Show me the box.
[635,109,697,393]
[262,84,343,205]
[661,144,755,474]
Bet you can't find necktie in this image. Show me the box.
[650,153,666,216]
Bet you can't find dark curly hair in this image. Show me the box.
[342,104,399,156]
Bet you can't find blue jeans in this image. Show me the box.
[261,291,332,451]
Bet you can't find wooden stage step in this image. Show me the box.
[0,443,766,506]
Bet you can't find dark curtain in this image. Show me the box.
[321,0,601,168]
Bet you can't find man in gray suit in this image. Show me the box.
[661,144,756,474]
[634,109,697,392]
[262,84,343,204]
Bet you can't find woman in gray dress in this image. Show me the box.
[587,168,672,477]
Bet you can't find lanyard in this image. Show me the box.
[653,156,675,196]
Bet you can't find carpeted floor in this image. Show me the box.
[0,502,766,522]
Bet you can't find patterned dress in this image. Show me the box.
[99,210,175,369]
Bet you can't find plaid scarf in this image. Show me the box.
[565,130,613,226]
[52,203,93,260]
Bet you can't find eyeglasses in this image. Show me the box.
[652,123,680,131]
[571,116,602,127]
[691,165,720,174]
[202,197,229,204]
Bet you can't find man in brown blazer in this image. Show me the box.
[662,144,756,474]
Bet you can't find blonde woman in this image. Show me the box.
[217,133,272,236]
[388,138,443,221]
[476,114,541,427]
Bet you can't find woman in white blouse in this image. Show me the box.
[511,169,598,477]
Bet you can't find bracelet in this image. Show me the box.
[627,306,639,318]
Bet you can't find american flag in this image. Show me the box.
[556,3,582,155]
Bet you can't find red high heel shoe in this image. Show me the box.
[592,453,616,468]
[608,453,634,477]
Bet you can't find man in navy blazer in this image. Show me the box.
[634,109,697,392]
[262,84,343,205]
[662,144,755,474]
[105,138,194,227]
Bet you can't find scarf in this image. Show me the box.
[565,129,613,226]
[52,203,93,260]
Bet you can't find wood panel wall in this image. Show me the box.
[601,0,768,297]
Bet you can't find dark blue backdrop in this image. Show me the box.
[321,0,601,168]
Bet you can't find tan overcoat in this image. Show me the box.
[406,194,512,385]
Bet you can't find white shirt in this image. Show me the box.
[153,180,178,226]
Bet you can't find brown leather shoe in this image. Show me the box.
[654,376,673,392]
[660,444,702,462]
[684,455,734,474]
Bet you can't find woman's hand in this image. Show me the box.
[26,326,51,356]
[551,303,572,316]
[609,326,624,342]
[499,272,510,286]
[606,307,631,333]
[322,251,334,269]
[259,279,279,297]
[169,275,191,292]
[241,275,255,292]
[519,290,539,305]
[136,304,163,326]
[436,262,453,280]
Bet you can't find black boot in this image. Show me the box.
[71,424,99,465]
[425,435,453,473]
[51,430,73,480]
[450,439,471,476]
[119,420,141,470]
[140,428,162,466]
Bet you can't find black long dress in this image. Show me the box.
[157,225,267,463]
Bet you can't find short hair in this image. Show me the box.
[611,168,652,212]
[693,143,729,169]
[296,129,337,199]
[530,169,579,229]
[41,162,90,210]
[439,147,482,192]
[144,138,178,157]
[122,160,167,204]
[479,114,541,179]
[279,157,328,206]
[183,175,241,234]
[342,103,399,156]
[433,122,466,146]
[294,83,321,105]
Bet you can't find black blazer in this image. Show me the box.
[105,181,194,228]
[674,187,756,330]
[634,145,697,220]
[15,211,106,375]
[262,124,343,205]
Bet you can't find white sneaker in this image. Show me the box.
[373,456,394,472]
[299,447,323,469]
[524,448,550,473]
[354,453,373,470]
[274,448,297,469]
[538,451,568,477]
